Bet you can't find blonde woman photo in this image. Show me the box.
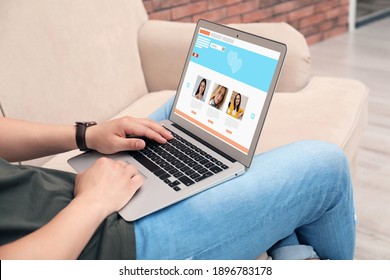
[208,84,228,110]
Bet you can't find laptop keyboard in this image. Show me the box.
[129,129,229,192]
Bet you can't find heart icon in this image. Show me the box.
[227,51,243,73]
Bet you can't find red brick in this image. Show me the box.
[242,7,273,22]
[208,0,242,10]
[192,7,228,22]
[306,33,323,45]
[260,0,279,9]
[319,20,335,31]
[148,9,172,20]
[176,16,193,22]
[300,25,320,37]
[142,0,349,46]
[325,7,340,19]
[337,14,348,25]
[227,1,260,17]
[267,14,288,23]
[171,1,208,19]
[273,1,299,15]
[220,15,242,24]
[315,0,337,13]
[150,0,190,11]
[299,13,326,28]
[287,19,300,30]
[287,6,315,21]
[340,3,349,14]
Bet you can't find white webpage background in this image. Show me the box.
[175,62,267,153]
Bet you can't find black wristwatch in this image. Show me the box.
[75,121,97,151]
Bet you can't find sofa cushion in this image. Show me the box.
[112,90,176,119]
[0,0,148,124]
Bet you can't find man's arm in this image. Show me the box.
[0,158,142,259]
[0,118,77,162]
[0,116,173,162]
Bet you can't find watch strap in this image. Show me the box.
[75,122,97,151]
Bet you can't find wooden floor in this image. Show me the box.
[309,17,390,259]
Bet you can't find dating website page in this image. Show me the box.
[174,28,280,155]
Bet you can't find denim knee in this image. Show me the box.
[293,140,350,176]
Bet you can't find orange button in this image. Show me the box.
[199,29,210,36]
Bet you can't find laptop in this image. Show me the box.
[68,20,287,221]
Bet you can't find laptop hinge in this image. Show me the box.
[171,123,236,163]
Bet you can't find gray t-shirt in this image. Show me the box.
[0,158,135,259]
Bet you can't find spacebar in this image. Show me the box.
[132,153,160,173]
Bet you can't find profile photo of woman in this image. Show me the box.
[193,78,207,101]
[209,85,227,110]
[226,92,245,120]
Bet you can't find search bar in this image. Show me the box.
[210,43,225,52]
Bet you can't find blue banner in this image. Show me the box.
[190,34,278,93]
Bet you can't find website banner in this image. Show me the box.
[191,29,278,93]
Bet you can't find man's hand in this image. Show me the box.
[86,117,173,154]
[74,157,143,218]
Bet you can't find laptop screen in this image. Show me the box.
[170,20,286,167]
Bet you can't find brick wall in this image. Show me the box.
[142,0,349,45]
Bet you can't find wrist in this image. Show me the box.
[75,122,97,151]
[71,194,110,222]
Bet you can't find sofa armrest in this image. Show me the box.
[257,76,369,180]
[138,20,311,93]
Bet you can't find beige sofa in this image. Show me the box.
[0,1,368,180]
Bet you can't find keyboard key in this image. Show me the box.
[180,166,191,172]
[169,180,180,187]
[187,161,197,167]
[185,169,196,176]
[190,173,202,180]
[194,172,213,182]
[198,168,209,174]
[210,166,223,174]
[172,171,184,178]
[193,164,203,171]
[159,173,171,180]
[178,176,195,186]
[133,153,160,173]
[164,165,175,172]
[154,169,167,177]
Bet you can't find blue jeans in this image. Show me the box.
[134,97,356,260]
